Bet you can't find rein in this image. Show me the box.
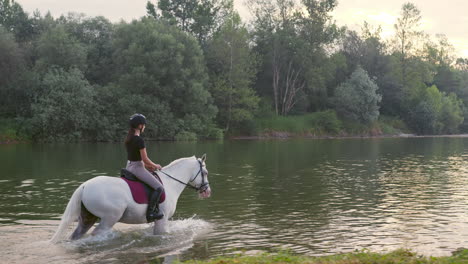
[155,159,208,192]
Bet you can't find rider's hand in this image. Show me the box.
[155,164,162,170]
[146,164,156,171]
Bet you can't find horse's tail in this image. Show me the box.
[50,183,85,243]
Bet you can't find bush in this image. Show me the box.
[202,126,224,140]
[256,111,342,136]
[174,131,198,141]
[309,110,342,134]
[379,115,408,132]
[406,85,464,134]
[333,67,382,124]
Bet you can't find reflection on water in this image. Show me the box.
[0,138,467,263]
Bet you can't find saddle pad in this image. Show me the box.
[121,177,150,204]
[121,177,166,204]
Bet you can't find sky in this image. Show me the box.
[15,0,468,57]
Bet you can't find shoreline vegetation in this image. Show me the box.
[1,1,468,143]
[180,249,468,264]
[4,110,468,144]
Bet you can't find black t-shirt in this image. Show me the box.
[126,135,145,161]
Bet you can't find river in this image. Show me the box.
[0,137,467,263]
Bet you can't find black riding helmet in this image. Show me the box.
[129,113,146,128]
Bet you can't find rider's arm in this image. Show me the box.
[140,148,162,171]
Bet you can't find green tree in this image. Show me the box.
[434,65,462,95]
[407,85,464,134]
[157,0,198,31]
[109,18,217,139]
[249,0,340,115]
[150,0,221,45]
[389,2,435,120]
[423,34,455,67]
[341,27,388,82]
[439,93,464,134]
[56,14,115,85]
[192,0,220,44]
[29,68,98,141]
[0,26,23,89]
[35,24,87,73]
[393,2,423,87]
[206,10,259,131]
[146,1,158,19]
[456,58,468,72]
[0,25,25,116]
[333,67,382,124]
[0,0,33,41]
[340,26,397,116]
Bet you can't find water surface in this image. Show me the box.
[0,138,467,263]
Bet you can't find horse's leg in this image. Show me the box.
[91,210,125,236]
[153,218,167,234]
[71,203,98,240]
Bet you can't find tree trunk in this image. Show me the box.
[272,47,280,116]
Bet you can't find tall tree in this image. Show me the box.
[109,18,217,139]
[206,6,259,131]
[340,25,397,116]
[146,1,158,19]
[56,14,115,85]
[455,58,468,72]
[157,0,198,31]
[149,0,222,45]
[0,0,33,41]
[0,25,25,116]
[0,26,23,89]
[393,2,423,87]
[249,0,340,115]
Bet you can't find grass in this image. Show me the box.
[255,111,406,138]
[257,110,342,137]
[179,249,468,264]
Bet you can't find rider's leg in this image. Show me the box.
[147,187,164,222]
[126,161,165,222]
[126,161,163,190]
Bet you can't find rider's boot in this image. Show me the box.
[146,187,164,222]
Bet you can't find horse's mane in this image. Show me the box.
[164,156,195,171]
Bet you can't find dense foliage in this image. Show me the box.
[1,0,468,141]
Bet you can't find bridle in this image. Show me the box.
[156,158,209,192]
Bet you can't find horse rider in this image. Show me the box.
[124,113,164,222]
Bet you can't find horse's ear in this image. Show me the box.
[201,153,207,162]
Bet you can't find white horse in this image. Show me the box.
[51,155,211,243]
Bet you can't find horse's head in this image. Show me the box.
[190,154,211,199]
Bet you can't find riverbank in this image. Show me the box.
[230,112,413,140]
[181,249,468,264]
[0,134,25,144]
[231,133,468,140]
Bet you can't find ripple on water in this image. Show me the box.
[15,179,35,188]
[0,216,214,264]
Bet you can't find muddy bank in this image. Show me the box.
[0,135,23,144]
